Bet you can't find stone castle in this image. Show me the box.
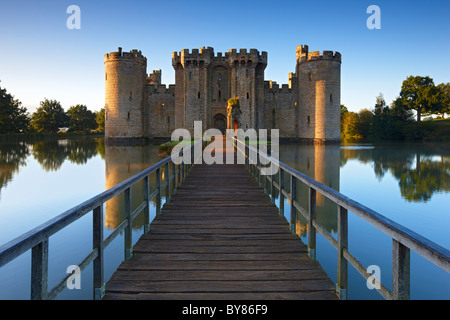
[104,45,341,143]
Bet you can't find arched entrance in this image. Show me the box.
[213,113,227,134]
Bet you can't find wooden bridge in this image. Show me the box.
[0,136,449,300]
[103,139,336,300]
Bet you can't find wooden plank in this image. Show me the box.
[117,259,323,271]
[108,269,330,281]
[106,279,336,294]
[103,291,338,300]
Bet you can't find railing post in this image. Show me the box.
[143,175,150,234]
[290,175,296,234]
[279,168,284,216]
[308,187,316,259]
[124,187,133,261]
[31,239,49,300]
[156,168,161,216]
[337,205,348,300]
[392,239,410,300]
[271,169,276,204]
[165,163,170,202]
[93,205,105,300]
[171,162,176,196]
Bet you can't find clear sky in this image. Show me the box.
[0,0,449,113]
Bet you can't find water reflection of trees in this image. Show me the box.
[341,145,450,202]
[31,138,104,171]
[0,138,104,193]
[0,142,30,194]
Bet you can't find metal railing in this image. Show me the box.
[0,139,202,300]
[231,136,450,300]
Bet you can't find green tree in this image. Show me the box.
[341,111,359,137]
[30,99,68,133]
[436,82,450,118]
[67,104,96,132]
[95,108,105,133]
[0,85,30,133]
[357,108,373,138]
[340,104,348,134]
[399,76,441,122]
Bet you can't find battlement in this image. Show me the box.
[147,83,176,95]
[264,81,291,93]
[172,47,268,67]
[226,48,268,66]
[147,69,162,86]
[172,47,215,67]
[104,47,147,64]
[296,45,341,63]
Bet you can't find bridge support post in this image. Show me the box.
[337,205,348,300]
[393,240,410,300]
[308,188,316,260]
[124,187,133,261]
[279,168,284,216]
[156,168,161,216]
[93,205,105,300]
[290,175,296,234]
[143,176,150,234]
[31,239,49,300]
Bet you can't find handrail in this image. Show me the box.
[0,139,203,300]
[231,136,450,300]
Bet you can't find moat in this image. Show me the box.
[0,137,449,299]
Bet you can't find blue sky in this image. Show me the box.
[0,0,449,113]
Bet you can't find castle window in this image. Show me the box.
[105,73,107,81]
[218,90,221,98]
[127,111,131,120]
[218,73,221,81]
[189,72,192,80]
[330,93,333,102]
[247,92,249,99]
[198,92,201,99]
[129,91,132,100]
[308,73,312,81]
[307,116,310,125]
[246,69,249,78]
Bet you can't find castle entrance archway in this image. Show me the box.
[213,113,227,134]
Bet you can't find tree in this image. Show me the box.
[436,82,450,118]
[341,111,359,137]
[340,104,348,134]
[30,99,68,133]
[399,76,441,122]
[372,93,390,139]
[357,108,373,138]
[95,108,105,133]
[0,85,30,133]
[67,104,96,132]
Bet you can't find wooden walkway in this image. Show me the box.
[103,138,337,300]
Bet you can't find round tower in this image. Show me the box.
[104,47,147,140]
[296,45,341,143]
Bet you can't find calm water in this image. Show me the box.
[0,137,448,299]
